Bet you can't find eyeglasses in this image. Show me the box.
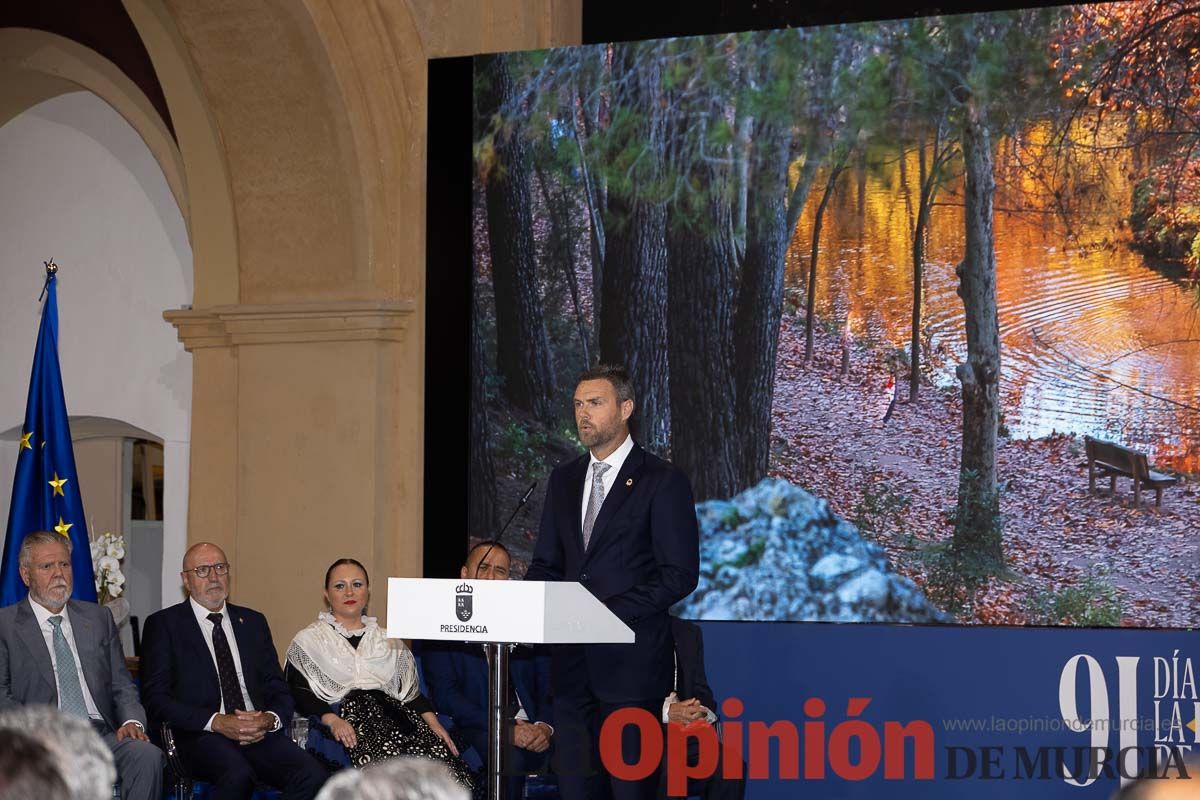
[183,562,229,578]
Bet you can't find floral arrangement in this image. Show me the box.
[90,532,126,605]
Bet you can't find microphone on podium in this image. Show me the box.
[472,482,536,579]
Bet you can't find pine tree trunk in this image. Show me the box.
[534,165,591,367]
[571,95,605,334]
[599,43,671,453]
[785,140,823,239]
[469,294,499,538]
[733,120,792,489]
[478,53,557,421]
[666,164,740,501]
[953,102,1003,565]
[601,192,670,452]
[577,69,607,338]
[732,114,755,261]
[804,162,846,363]
[911,136,929,402]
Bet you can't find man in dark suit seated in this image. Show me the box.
[525,363,700,800]
[0,530,163,800]
[423,540,553,798]
[659,617,744,800]
[140,542,327,800]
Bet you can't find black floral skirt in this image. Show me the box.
[340,690,476,791]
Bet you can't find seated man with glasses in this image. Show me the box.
[140,542,328,800]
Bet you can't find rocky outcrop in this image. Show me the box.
[674,478,951,623]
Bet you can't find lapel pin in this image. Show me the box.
[625,478,633,487]
[238,616,244,624]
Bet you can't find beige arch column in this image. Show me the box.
[121,0,242,601]
[136,0,580,642]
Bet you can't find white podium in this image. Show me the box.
[387,578,633,800]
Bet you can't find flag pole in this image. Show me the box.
[39,258,58,300]
[1,259,99,606]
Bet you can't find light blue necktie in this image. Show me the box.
[583,462,611,549]
[48,615,89,718]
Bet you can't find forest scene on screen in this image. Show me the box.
[469,2,1200,627]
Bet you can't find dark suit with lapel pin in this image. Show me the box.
[0,598,164,800]
[526,440,700,800]
[140,599,326,800]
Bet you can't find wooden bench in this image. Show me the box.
[1085,436,1178,508]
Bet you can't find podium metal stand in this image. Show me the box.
[387,578,633,800]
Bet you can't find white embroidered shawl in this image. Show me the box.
[286,612,419,705]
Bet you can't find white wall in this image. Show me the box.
[0,91,192,605]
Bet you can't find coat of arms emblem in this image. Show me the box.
[455,582,474,622]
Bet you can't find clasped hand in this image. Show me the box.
[667,697,711,726]
[512,719,552,753]
[213,710,274,744]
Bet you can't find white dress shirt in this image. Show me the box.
[579,433,635,532]
[189,597,278,732]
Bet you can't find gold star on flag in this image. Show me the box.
[48,472,68,496]
[53,517,73,537]
[18,431,33,452]
[1189,717,1197,734]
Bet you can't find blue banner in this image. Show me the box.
[1,274,97,605]
[688,622,1197,798]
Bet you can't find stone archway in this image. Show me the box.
[107,0,582,641]
[0,28,188,226]
[117,1,420,640]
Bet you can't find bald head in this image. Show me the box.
[183,542,226,570]
[181,542,231,611]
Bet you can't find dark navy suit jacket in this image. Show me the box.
[140,600,294,734]
[525,442,699,703]
[422,642,552,732]
[669,617,715,712]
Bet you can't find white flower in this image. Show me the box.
[90,532,127,601]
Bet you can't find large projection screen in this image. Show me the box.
[433,0,1199,629]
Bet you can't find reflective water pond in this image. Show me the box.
[787,138,1200,474]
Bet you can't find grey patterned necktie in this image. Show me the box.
[48,616,88,718]
[582,462,611,549]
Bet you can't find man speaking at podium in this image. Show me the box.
[526,364,700,800]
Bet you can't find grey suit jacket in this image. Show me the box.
[0,598,147,730]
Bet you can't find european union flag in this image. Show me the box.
[1,272,98,606]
